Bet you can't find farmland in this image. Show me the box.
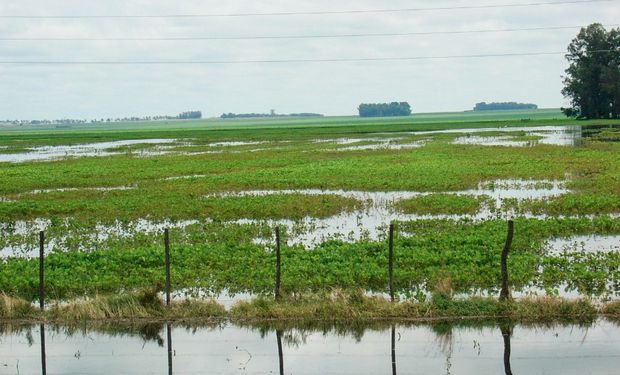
[0,109,619,319]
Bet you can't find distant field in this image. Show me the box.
[0,108,607,148]
[0,108,564,134]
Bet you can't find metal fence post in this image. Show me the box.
[164,228,171,306]
[275,227,281,300]
[38,231,45,310]
[388,224,395,302]
[500,220,514,301]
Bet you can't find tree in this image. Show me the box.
[473,102,537,111]
[178,111,202,119]
[562,23,620,119]
[358,102,412,117]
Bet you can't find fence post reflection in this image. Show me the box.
[500,324,513,375]
[276,329,284,375]
[167,323,173,375]
[40,323,47,375]
[391,325,397,375]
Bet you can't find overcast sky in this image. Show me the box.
[0,0,618,119]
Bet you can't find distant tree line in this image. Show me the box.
[358,102,412,117]
[2,110,203,126]
[178,111,202,119]
[220,112,323,119]
[473,102,538,111]
[562,23,620,119]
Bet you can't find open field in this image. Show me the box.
[1,110,619,312]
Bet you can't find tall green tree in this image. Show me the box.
[562,23,620,119]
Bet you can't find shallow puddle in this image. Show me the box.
[207,140,267,147]
[26,185,135,195]
[453,135,533,147]
[337,140,425,151]
[163,174,209,181]
[545,235,620,255]
[1,319,617,374]
[0,139,180,163]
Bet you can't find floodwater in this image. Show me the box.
[453,135,535,147]
[26,186,135,195]
[212,179,569,247]
[0,319,617,374]
[545,234,620,255]
[0,178,588,257]
[1,124,616,163]
[450,126,579,146]
[374,124,619,147]
[337,141,424,151]
[207,141,267,147]
[0,139,179,163]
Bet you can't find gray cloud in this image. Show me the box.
[0,0,618,119]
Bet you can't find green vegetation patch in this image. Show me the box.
[0,218,618,301]
[395,194,492,215]
[0,191,360,221]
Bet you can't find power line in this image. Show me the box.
[0,50,613,65]
[2,24,618,41]
[0,0,613,19]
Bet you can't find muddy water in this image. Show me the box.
[0,319,617,374]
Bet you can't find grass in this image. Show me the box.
[0,289,605,323]
[604,300,620,319]
[0,293,37,319]
[0,191,361,221]
[230,291,597,322]
[395,194,492,215]
[47,291,227,321]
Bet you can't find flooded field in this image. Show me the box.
[0,179,573,255]
[0,319,618,374]
[0,139,180,163]
[1,124,618,163]
[0,120,618,304]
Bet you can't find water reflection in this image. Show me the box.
[277,329,284,375]
[501,323,513,375]
[9,318,618,374]
[40,323,46,375]
[167,323,173,375]
[391,325,397,375]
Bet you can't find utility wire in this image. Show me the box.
[0,0,613,19]
[2,24,618,41]
[0,50,614,65]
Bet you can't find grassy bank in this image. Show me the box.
[0,289,614,323]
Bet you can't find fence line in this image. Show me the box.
[30,220,515,303]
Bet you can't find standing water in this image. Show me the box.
[0,319,617,374]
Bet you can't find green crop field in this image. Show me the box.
[0,109,619,314]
